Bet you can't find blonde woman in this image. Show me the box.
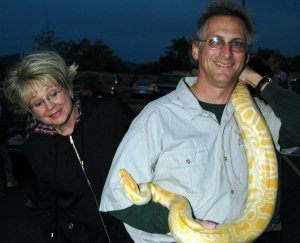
[4,51,134,243]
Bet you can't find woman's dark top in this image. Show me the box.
[24,97,135,243]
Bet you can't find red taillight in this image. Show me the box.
[132,83,138,88]
[149,83,155,89]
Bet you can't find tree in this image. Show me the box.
[55,39,127,72]
[255,48,282,62]
[158,37,193,72]
[135,36,194,74]
[33,29,59,52]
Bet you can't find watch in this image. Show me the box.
[255,76,272,96]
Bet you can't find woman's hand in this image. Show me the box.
[239,66,263,88]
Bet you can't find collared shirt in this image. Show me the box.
[100,77,282,242]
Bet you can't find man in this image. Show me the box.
[100,1,300,242]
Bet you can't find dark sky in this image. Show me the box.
[1,0,300,63]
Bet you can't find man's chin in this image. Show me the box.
[215,74,238,85]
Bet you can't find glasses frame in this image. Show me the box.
[197,37,249,53]
[29,86,63,111]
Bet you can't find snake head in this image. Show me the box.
[118,168,127,179]
[118,168,152,205]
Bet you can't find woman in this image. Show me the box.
[4,51,134,243]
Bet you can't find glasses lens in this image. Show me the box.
[230,40,246,52]
[30,87,62,110]
[32,101,43,108]
[208,37,224,49]
[49,90,59,101]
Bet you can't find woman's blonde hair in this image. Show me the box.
[4,51,77,112]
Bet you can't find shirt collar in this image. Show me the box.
[175,77,206,120]
[175,77,235,120]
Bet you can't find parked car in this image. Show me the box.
[101,74,123,97]
[131,78,159,98]
[156,73,185,96]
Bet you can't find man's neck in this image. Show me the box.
[191,79,235,104]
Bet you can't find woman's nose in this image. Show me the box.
[44,99,55,110]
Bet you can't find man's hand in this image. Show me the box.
[238,66,263,88]
[195,219,218,229]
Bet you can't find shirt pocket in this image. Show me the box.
[164,148,209,191]
[166,148,209,169]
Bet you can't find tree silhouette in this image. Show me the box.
[159,37,192,72]
[136,36,194,74]
[55,39,127,72]
[255,48,282,62]
[33,29,59,52]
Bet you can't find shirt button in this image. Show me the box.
[224,156,228,161]
[231,189,235,195]
[68,223,74,230]
[186,159,191,164]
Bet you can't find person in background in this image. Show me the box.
[77,71,104,98]
[0,98,18,188]
[100,1,300,242]
[268,54,290,90]
[4,51,134,243]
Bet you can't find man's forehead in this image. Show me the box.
[203,16,246,38]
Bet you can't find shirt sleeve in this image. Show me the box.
[261,82,300,150]
[109,202,169,234]
[100,107,170,234]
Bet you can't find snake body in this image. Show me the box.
[119,83,278,242]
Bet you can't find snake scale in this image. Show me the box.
[119,82,278,242]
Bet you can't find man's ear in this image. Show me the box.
[191,42,199,61]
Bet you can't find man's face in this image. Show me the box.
[192,15,248,88]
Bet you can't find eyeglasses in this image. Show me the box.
[30,86,63,110]
[197,37,249,53]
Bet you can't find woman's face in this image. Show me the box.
[29,84,73,127]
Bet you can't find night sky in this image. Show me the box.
[1,0,300,63]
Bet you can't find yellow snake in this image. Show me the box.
[119,82,278,242]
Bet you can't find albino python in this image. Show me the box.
[119,82,278,242]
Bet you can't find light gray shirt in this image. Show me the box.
[100,77,282,242]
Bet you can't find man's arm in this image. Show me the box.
[239,67,300,149]
[109,197,217,233]
[109,201,170,234]
[261,82,300,149]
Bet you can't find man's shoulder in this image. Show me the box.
[141,92,181,115]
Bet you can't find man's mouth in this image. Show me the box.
[214,61,233,68]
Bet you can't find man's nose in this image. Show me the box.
[220,43,233,58]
